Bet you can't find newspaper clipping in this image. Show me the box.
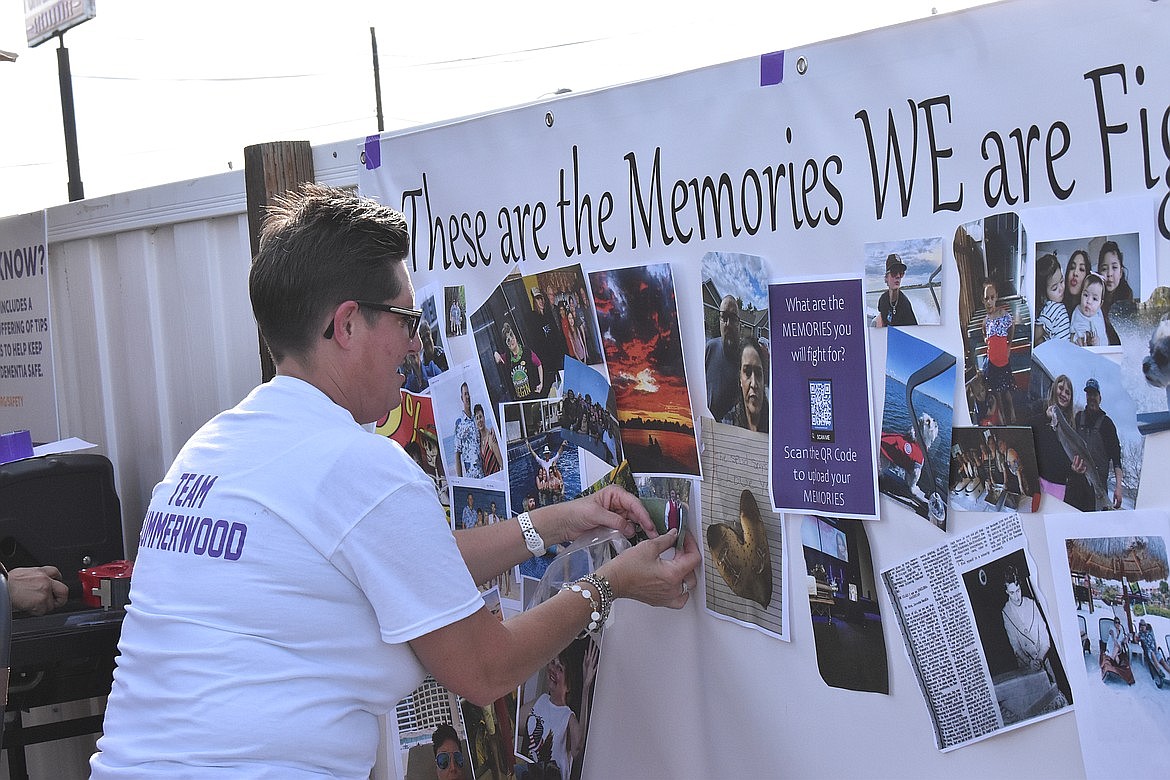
[882,513,1071,750]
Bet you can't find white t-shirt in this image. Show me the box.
[91,376,483,779]
[529,692,574,778]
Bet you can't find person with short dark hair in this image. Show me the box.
[529,286,566,388]
[704,295,742,421]
[454,382,482,479]
[875,253,917,327]
[432,723,465,780]
[90,184,701,778]
[1065,378,1123,510]
[1001,565,1052,674]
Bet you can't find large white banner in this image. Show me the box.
[358,1,1170,776]
[0,210,59,443]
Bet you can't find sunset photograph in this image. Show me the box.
[589,263,700,475]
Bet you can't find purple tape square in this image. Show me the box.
[760,51,785,87]
[364,135,381,170]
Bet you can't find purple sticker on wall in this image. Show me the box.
[760,51,784,87]
[363,135,381,170]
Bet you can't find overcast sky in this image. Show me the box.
[0,1,995,217]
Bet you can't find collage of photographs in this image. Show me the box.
[384,205,1170,776]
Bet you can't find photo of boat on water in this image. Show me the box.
[879,327,956,530]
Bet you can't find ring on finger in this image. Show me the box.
[681,580,690,595]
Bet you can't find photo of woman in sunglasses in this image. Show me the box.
[433,723,467,780]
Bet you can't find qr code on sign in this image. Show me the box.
[809,379,834,442]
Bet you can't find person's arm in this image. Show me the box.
[412,526,699,706]
[454,486,652,585]
[533,352,544,394]
[1105,417,1123,508]
[455,432,464,478]
[1035,608,1052,663]
[549,441,566,467]
[6,565,69,615]
[567,640,598,763]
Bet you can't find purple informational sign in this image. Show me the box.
[770,278,877,519]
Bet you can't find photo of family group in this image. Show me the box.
[560,358,622,468]
[1033,231,1169,435]
[469,265,602,419]
[949,426,1041,514]
[502,398,582,517]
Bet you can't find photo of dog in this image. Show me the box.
[1142,313,1170,399]
[879,412,939,504]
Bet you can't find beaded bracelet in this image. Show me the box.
[579,573,613,630]
[561,581,603,638]
[582,573,617,636]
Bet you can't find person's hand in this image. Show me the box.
[1114,484,1123,509]
[582,639,599,689]
[1087,328,1098,347]
[7,565,69,615]
[547,485,657,543]
[596,529,701,609]
[1046,405,1058,429]
[1071,455,1088,474]
[494,351,504,365]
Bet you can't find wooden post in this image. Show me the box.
[243,141,315,382]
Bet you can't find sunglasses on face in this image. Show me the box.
[323,301,423,340]
[435,750,465,771]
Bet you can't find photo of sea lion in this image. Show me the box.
[706,489,773,608]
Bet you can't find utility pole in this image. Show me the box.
[370,27,384,132]
[56,32,84,201]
